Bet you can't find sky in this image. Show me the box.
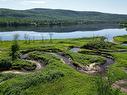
[0,0,127,14]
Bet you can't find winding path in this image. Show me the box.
[70,47,115,74]
[0,45,127,93]
[0,47,115,75]
[70,47,127,93]
[1,54,44,75]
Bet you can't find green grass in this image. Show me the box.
[66,51,106,66]
[108,52,127,81]
[114,35,127,44]
[82,37,114,50]
[12,59,36,70]
[0,51,95,95]
[0,37,127,95]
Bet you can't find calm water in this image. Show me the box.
[0,25,127,41]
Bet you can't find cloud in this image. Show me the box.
[1,0,46,5]
[21,0,46,5]
[0,0,8,1]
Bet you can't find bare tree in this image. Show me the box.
[0,36,2,44]
[24,33,29,44]
[32,36,35,43]
[49,33,53,43]
[41,34,44,43]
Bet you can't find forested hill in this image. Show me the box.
[0,8,127,26]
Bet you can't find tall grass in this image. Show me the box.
[83,37,114,50]
[96,73,120,95]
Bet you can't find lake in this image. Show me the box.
[0,24,126,41]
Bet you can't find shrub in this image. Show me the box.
[12,59,36,71]
[0,58,12,71]
[10,34,20,60]
[83,38,114,50]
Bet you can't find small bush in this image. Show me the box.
[10,34,20,60]
[12,59,36,71]
[10,43,19,60]
[83,38,114,50]
[0,58,12,71]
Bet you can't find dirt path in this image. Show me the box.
[1,46,127,93]
[1,48,114,75]
[26,60,43,70]
[2,70,27,75]
[70,47,127,93]
[112,80,127,93]
[69,47,115,74]
[0,46,125,76]
[1,54,43,75]
[54,52,100,74]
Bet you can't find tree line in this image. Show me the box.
[0,17,119,27]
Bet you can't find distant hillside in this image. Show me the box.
[0,8,127,26]
[121,22,127,27]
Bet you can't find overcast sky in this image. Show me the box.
[0,0,127,14]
